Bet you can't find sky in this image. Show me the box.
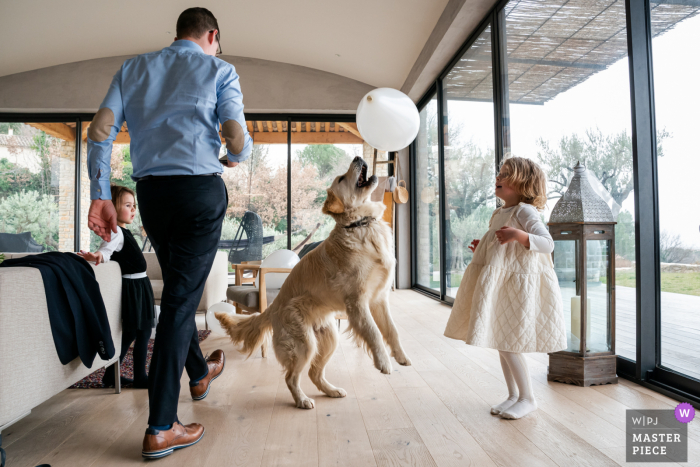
[446,13,700,249]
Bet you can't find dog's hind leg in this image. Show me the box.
[309,320,347,398]
[274,305,317,409]
[345,300,393,374]
[370,297,412,366]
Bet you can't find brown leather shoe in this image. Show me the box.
[190,349,225,401]
[141,421,205,459]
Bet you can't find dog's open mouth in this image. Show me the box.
[356,160,376,188]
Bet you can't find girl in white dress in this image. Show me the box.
[444,157,567,419]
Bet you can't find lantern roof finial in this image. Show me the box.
[549,161,614,223]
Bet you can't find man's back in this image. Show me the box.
[87,40,251,199]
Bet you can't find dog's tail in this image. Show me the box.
[215,311,272,358]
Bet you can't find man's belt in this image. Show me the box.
[136,173,221,181]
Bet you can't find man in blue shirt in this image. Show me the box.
[86,8,251,459]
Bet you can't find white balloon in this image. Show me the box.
[356,88,420,152]
[255,249,300,290]
[206,301,236,336]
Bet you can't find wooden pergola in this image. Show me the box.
[443,0,700,105]
[27,120,364,145]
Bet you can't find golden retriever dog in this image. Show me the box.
[216,156,411,409]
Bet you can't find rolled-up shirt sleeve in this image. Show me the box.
[216,64,252,163]
[87,68,126,200]
[516,205,554,254]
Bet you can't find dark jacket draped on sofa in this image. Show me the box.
[0,252,115,366]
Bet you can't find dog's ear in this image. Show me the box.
[322,189,345,215]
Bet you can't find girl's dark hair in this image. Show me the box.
[176,7,219,40]
[110,184,136,210]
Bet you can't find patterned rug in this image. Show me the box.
[69,330,211,389]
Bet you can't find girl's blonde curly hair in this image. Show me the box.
[499,157,548,211]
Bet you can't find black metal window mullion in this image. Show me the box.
[491,8,510,170]
[436,79,447,300]
[287,118,292,251]
[73,120,82,252]
[624,0,661,382]
[409,141,418,288]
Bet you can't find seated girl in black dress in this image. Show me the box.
[79,185,155,388]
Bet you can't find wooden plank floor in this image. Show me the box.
[4,289,698,467]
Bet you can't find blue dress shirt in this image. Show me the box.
[87,40,252,200]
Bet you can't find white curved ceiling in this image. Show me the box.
[0,0,450,88]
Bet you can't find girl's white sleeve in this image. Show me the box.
[516,205,554,254]
[96,228,124,262]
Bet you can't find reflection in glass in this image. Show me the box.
[442,25,497,298]
[415,98,441,293]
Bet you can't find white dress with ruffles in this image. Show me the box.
[444,203,567,353]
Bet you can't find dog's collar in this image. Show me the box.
[343,216,376,229]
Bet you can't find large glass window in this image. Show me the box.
[414,97,441,293]
[291,121,363,247]
[650,2,700,381]
[0,122,76,253]
[504,0,636,360]
[442,26,497,298]
[222,121,288,261]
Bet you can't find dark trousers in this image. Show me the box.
[137,174,227,426]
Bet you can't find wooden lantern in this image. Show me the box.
[547,162,618,387]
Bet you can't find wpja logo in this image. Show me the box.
[626,403,694,462]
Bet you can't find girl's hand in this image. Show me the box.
[495,226,528,246]
[78,250,103,265]
[468,239,480,253]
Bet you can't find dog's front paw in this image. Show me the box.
[328,388,347,398]
[375,358,393,374]
[296,397,315,409]
[395,354,412,366]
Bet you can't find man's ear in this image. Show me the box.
[322,189,345,215]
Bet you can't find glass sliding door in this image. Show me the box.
[0,121,76,252]
[222,120,288,260]
[292,121,363,247]
[414,97,441,293]
[503,0,636,360]
[442,25,496,299]
[650,2,700,381]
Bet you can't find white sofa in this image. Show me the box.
[0,250,227,438]
[143,251,228,328]
[0,253,123,434]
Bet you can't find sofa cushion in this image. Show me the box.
[226,286,280,309]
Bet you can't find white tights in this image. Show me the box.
[491,350,538,419]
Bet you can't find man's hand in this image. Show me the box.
[495,226,530,248]
[88,199,118,242]
[78,250,103,265]
[222,160,239,168]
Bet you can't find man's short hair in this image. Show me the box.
[176,7,219,40]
